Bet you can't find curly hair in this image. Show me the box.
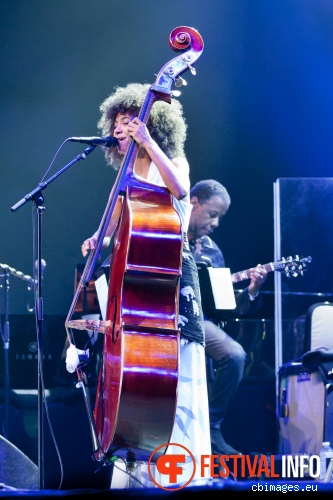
[97,82,188,169]
[190,179,231,207]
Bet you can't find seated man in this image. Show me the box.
[188,179,267,455]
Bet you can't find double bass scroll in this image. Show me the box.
[65,26,204,463]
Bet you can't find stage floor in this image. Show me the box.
[0,479,332,499]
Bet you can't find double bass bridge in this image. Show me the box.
[65,318,111,335]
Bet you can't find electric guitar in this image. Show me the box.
[231,255,312,284]
[197,255,312,319]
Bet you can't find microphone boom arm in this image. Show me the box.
[11,145,97,212]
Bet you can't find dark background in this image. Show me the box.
[1,0,333,487]
[2,0,333,318]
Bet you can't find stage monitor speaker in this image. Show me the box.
[0,435,38,489]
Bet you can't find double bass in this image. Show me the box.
[65,26,204,464]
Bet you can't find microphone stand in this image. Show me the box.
[0,267,10,439]
[11,144,97,490]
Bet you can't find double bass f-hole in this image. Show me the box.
[109,295,118,343]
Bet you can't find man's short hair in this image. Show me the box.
[190,179,231,206]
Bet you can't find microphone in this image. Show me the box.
[68,136,118,147]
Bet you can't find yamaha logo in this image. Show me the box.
[28,341,38,353]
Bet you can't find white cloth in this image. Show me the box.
[65,343,89,373]
[110,341,211,489]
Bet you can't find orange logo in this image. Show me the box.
[148,443,196,490]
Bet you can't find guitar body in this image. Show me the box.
[93,179,182,461]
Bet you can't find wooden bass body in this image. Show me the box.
[93,179,182,461]
[64,25,204,465]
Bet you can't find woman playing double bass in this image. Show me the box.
[81,83,211,486]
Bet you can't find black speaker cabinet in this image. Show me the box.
[0,314,67,389]
[278,362,333,455]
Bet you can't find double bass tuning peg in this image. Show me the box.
[182,54,197,76]
[186,62,196,76]
[175,76,187,88]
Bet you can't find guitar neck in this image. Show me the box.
[231,262,275,284]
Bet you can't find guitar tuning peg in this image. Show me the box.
[175,76,187,88]
[171,90,181,97]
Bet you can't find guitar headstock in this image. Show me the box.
[277,255,312,277]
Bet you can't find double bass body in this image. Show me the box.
[93,178,182,461]
[65,26,204,464]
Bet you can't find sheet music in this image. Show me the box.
[207,267,236,310]
[95,273,108,320]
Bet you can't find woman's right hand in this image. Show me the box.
[81,196,121,257]
[81,237,97,257]
[81,235,111,257]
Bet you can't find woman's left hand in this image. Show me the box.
[128,117,152,148]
